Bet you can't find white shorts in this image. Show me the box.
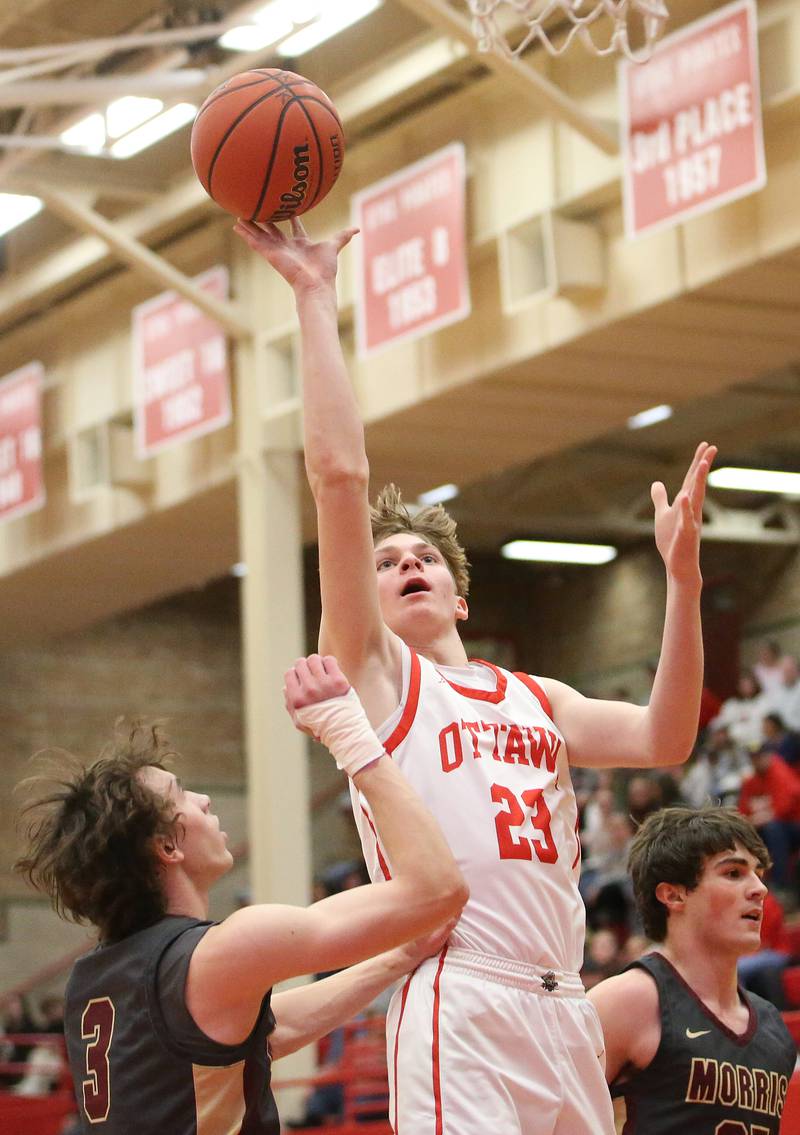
[386,946,615,1135]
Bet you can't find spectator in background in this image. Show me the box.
[38,996,65,1036]
[698,680,723,735]
[681,724,751,809]
[584,813,636,933]
[737,890,792,1009]
[626,776,663,828]
[0,994,36,1088]
[580,781,616,863]
[753,639,785,696]
[761,712,800,769]
[710,669,768,750]
[739,747,800,897]
[764,657,800,733]
[581,929,622,990]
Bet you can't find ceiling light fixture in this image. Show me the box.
[106,96,164,139]
[0,193,43,237]
[109,103,198,158]
[417,483,459,506]
[277,0,383,56]
[500,539,618,565]
[59,112,106,154]
[708,467,800,495]
[627,403,673,430]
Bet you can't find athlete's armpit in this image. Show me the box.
[588,968,661,1084]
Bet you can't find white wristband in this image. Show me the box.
[295,687,386,778]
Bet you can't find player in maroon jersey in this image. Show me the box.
[15,655,466,1135]
[589,806,795,1134]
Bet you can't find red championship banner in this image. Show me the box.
[133,266,231,458]
[0,361,45,524]
[352,142,471,357]
[620,0,766,239]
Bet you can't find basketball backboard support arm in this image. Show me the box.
[395,0,620,155]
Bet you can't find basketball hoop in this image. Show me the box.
[467,0,669,61]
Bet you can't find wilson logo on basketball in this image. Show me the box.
[272,143,311,221]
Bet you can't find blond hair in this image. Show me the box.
[370,484,470,597]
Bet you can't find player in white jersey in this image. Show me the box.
[234,216,716,1135]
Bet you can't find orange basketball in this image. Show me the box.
[190,69,345,223]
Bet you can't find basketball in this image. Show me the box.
[190,68,345,223]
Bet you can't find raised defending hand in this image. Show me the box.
[651,442,717,585]
[233,216,358,294]
[284,654,350,734]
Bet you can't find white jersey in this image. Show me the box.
[351,642,585,974]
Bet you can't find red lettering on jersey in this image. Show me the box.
[439,723,463,772]
[503,725,528,765]
[461,720,483,759]
[526,728,560,773]
[481,722,502,761]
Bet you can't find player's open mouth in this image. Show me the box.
[401,579,431,596]
[742,910,761,922]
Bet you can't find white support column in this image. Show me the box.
[234,350,310,908]
[234,262,312,1117]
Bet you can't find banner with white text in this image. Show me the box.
[352,143,471,357]
[0,361,45,524]
[620,0,765,239]
[133,266,231,458]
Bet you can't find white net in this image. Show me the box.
[468,0,669,61]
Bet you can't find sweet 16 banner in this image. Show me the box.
[133,266,231,458]
[620,0,766,238]
[0,361,45,524]
[352,143,471,357]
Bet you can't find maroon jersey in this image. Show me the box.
[65,915,278,1134]
[613,952,795,1134]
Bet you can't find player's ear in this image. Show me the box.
[154,833,184,867]
[455,596,469,623]
[655,881,686,913]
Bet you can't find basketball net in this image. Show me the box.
[467,0,668,61]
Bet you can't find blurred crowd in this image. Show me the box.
[0,992,65,1095]
[577,637,800,1008]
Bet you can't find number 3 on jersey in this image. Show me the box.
[491,783,558,863]
[81,996,115,1123]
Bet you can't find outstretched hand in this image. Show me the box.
[651,442,717,584]
[233,216,358,293]
[284,654,350,735]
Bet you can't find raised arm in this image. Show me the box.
[544,442,717,768]
[186,656,467,1044]
[234,220,398,701]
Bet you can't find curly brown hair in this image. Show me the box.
[370,484,470,598]
[14,721,182,943]
[628,805,771,942]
